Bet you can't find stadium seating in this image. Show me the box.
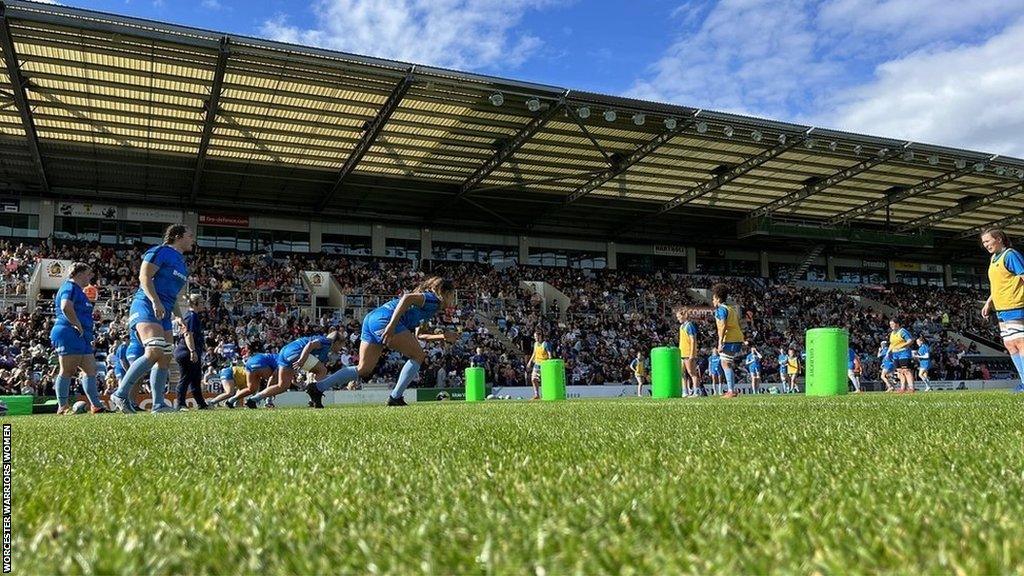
[0,238,1010,397]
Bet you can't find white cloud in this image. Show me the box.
[819,0,1019,49]
[824,19,1024,157]
[629,0,837,118]
[201,0,222,9]
[260,0,564,71]
[629,0,1024,157]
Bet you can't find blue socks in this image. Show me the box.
[1011,354,1024,384]
[391,360,421,399]
[81,375,101,407]
[150,366,169,408]
[317,366,359,392]
[55,375,71,407]
[723,366,735,392]
[116,355,156,398]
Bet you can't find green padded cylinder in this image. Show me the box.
[540,359,566,401]
[465,367,486,402]
[0,395,34,416]
[651,347,682,399]
[805,328,849,397]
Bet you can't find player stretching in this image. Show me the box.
[304,277,459,407]
[675,306,700,397]
[711,283,745,398]
[888,318,915,393]
[215,353,279,408]
[111,225,193,414]
[913,337,932,392]
[629,351,647,397]
[526,330,554,400]
[745,345,762,394]
[246,332,344,408]
[207,360,244,408]
[979,229,1024,392]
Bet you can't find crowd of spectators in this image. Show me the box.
[0,241,39,297]
[858,284,997,342]
[0,237,1014,397]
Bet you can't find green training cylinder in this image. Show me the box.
[650,347,682,399]
[805,327,849,397]
[465,367,486,402]
[0,395,34,416]
[540,359,566,401]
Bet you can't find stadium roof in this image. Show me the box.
[1,0,1022,255]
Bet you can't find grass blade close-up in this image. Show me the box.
[8,392,1024,574]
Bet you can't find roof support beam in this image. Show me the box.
[0,1,48,193]
[955,210,1024,240]
[749,145,906,218]
[826,163,976,226]
[562,121,691,206]
[654,135,805,215]
[316,70,414,211]
[456,97,566,199]
[899,183,1024,233]
[190,35,230,204]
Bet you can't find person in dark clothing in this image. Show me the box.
[174,294,209,410]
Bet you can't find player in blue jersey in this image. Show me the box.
[49,262,106,414]
[110,225,194,414]
[305,276,459,408]
[222,353,281,408]
[708,349,722,396]
[112,333,146,412]
[242,332,345,408]
[913,336,932,392]
[744,345,762,394]
[888,318,915,393]
[847,346,863,393]
[877,342,895,392]
[112,335,128,382]
[777,347,789,391]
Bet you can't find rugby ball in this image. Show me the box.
[72,400,89,414]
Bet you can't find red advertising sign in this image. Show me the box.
[199,214,250,227]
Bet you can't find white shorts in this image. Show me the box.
[1000,319,1024,343]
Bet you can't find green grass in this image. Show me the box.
[7,392,1024,574]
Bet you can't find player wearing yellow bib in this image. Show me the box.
[209,363,247,408]
[629,351,647,397]
[980,229,1024,392]
[525,330,554,400]
[888,318,915,393]
[712,283,744,398]
[674,306,700,397]
[786,347,800,393]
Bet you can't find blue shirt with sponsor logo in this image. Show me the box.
[134,245,188,309]
[381,291,442,331]
[55,280,94,335]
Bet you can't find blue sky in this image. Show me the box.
[40,0,1024,157]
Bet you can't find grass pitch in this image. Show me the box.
[8,392,1024,574]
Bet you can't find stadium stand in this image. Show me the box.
[0,236,1012,397]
